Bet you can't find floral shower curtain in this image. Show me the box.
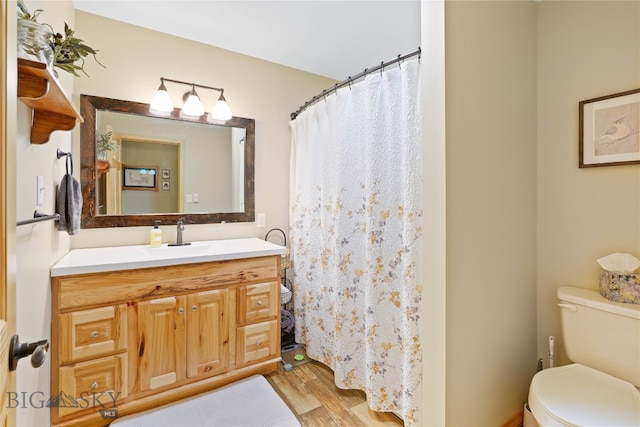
[289,58,422,425]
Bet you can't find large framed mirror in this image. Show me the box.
[80,95,255,228]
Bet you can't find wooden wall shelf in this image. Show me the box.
[17,58,83,144]
[96,159,110,176]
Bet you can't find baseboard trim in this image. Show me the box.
[500,408,524,427]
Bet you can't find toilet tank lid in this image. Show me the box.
[557,286,640,320]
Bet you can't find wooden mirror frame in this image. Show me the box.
[80,95,255,228]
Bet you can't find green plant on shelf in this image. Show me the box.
[18,0,105,77]
[97,131,117,155]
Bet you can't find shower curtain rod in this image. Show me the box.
[290,47,421,120]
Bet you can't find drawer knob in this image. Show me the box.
[256,301,263,307]
[178,308,184,314]
[90,331,99,339]
[91,382,99,390]
[256,340,262,346]
[192,305,197,311]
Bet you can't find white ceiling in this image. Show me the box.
[72,0,421,80]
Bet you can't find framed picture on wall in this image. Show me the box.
[579,88,640,168]
[123,165,159,191]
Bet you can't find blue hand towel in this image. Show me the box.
[56,174,82,235]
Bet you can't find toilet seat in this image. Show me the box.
[528,364,640,426]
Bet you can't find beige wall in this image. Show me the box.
[71,10,336,248]
[537,1,640,366]
[445,1,538,424]
[12,2,639,426]
[13,4,334,425]
[15,2,75,426]
[420,0,446,424]
[445,3,640,424]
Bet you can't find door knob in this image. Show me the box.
[9,334,49,371]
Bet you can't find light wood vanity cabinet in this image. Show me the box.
[51,256,281,427]
[136,289,229,392]
[236,282,279,365]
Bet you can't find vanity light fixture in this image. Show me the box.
[149,77,233,121]
[181,85,205,117]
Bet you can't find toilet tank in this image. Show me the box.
[558,286,640,387]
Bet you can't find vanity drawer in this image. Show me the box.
[236,320,278,365]
[58,305,127,364]
[237,282,279,324]
[57,354,128,418]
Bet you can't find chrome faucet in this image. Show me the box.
[169,217,191,246]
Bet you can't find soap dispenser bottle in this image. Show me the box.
[150,221,162,248]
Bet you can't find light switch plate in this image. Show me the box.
[257,213,266,228]
[36,175,44,206]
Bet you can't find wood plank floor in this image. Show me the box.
[265,360,404,427]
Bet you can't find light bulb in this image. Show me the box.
[149,81,174,114]
[208,92,232,121]
[181,87,205,117]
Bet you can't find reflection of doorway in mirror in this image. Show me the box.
[99,125,121,215]
[118,136,183,214]
[231,127,246,212]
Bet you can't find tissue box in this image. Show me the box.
[599,269,640,304]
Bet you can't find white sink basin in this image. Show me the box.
[141,243,214,259]
[51,238,286,276]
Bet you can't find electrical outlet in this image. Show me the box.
[257,213,266,228]
[193,193,199,203]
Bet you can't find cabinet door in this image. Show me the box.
[237,282,279,324]
[236,320,278,365]
[57,354,127,418]
[58,305,127,364]
[187,289,229,378]
[137,296,186,391]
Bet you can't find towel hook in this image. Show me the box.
[56,149,73,175]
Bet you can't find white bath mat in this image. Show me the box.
[110,375,300,426]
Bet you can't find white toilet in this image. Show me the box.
[528,286,640,426]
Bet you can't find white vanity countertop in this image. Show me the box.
[50,237,286,277]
